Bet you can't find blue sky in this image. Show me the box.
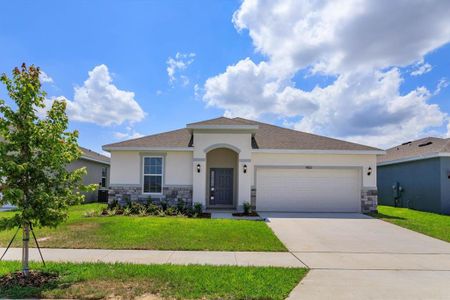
[1,0,450,152]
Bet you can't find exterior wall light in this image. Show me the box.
[243,164,247,174]
[197,164,201,173]
[367,166,372,176]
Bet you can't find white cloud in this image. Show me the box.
[39,71,53,83]
[204,58,317,119]
[65,64,145,126]
[114,129,144,140]
[233,0,450,75]
[411,60,432,76]
[167,52,195,86]
[203,0,450,148]
[434,78,449,95]
[294,69,445,147]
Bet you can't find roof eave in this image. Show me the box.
[102,146,194,152]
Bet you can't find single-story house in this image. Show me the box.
[103,117,383,213]
[66,147,110,202]
[377,137,450,215]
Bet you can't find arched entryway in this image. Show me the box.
[206,147,238,208]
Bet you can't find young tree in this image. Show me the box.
[0,64,92,275]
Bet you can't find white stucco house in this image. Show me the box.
[102,117,384,213]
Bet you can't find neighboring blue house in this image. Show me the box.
[377,137,450,215]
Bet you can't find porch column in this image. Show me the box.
[237,157,252,210]
[192,157,207,207]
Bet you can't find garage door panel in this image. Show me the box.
[256,168,360,212]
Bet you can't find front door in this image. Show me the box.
[210,168,233,206]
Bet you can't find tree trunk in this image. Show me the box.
[22,223,30,276]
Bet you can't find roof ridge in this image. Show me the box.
[187,116,233,126]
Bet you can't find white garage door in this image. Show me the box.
[256,168,360,212]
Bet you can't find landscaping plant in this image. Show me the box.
[243,202,252,215]
[0,64,95,276]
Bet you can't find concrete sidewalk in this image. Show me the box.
[0,247,306,268]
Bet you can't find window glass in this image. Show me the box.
[143,157,163,193]
[144,175,162,193]
[144,157,162,174]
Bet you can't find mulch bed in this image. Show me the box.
[0,270,58,288]
[195,213,211,219]
[232,212,260,217]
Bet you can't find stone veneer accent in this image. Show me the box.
[108,185,193,207]
[361,187,378,213]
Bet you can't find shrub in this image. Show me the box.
[156,208,166,217]
[130,202,144,214]
[83,210,98,217]
[138,206,148,217]
[176,198,185,212]
[243,202,252,215]
[165,206,178,216]
[160,200,168,211]
[193,203,203,216]
[108,199,119,210]
[107,208,117,216]
[123,207,132,216]
[146,203,160,215]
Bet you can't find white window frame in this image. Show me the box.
[142,156,164,195]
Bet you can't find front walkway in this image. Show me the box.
[260,212,450,300]
[0,247,305,268]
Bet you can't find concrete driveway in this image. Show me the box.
[260,212,450,300]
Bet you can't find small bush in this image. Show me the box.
[83,210,98,217]
[243,202,252,215]
[146,203,160,215]
[193,203,203,215]
[123,207,132,216]
[160,200,168,211]
[165,206,178,216]
[156,208,166,217]
[108,199,119,210]
[176,199,185,212]
[107,208,117,216]
[138,206,148,217]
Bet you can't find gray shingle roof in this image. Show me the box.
[378,137,450,164]
[80,147,110,164]
[102,128,192,149]
[103,117,380,151]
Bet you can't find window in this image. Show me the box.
[101,167,107,188]
[143,157,163,193]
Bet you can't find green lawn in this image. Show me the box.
[369,205,450,242]
[0,261,307,299]
[0,204,287,251]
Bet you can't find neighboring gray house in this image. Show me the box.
[377,137,450,215]
[66,147,110,202]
